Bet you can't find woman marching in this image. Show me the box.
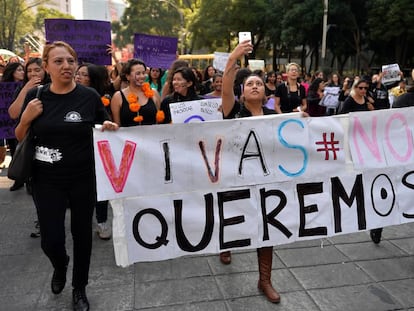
[221,40,281,303]
[14,41,119,311]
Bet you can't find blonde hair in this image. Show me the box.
[286,62,300,72]
[42,41,77,64]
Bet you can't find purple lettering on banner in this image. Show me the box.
[45,19,111,65]
[0,82,21,138]
[134,33,178,69]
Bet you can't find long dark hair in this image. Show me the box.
[149,67,163,92]
[173,66,198,98]
[1,62,23,82]
[308,78,324,95]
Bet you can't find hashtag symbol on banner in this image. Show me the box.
[315,132,340,160]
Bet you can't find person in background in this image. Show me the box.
[160,59,189,100]
[204,72,223,98]
[1,62,25,191]
[274,62,307,114]
[8,57,50,238]
[337,78,374,114]
[191,66,204,95]
[200,64,216,95]
[14,41,119,311]
[301,72,312,95]
[75,63,114,241]
[371,72,390,110]
[146,67,165,93]
[327,72,341,87]
[160,66,203,124]
[389,78,407,106]
[306,78,327,117]
[264,70,277,101]
[220,40,281,304]
[111,58,162,127]
[393,83,414,108]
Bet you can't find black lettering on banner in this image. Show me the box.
[162,141,171,182]
[297,182,328,237]
[370,174,395,217]
[217,189,251,249]
[331,175,366,232]
[401,171,414,218]
[174,194,214,252]
[259,188,292,240]
[132,209,169,249]
[238,130,269,176]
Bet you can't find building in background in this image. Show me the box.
[70,0,126,21]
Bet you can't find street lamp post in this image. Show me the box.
[159,0,185,55]
[321,0,328,59]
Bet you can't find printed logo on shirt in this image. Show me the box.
[34,146,63,163]
[64,111,82,122]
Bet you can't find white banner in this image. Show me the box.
[93,108,414,266]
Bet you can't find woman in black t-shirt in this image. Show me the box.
[274,63,307,114]
[15,41,119,311]
[221,40,280,304]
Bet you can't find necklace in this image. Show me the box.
[127,82,165,123]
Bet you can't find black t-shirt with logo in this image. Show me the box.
[24,83,108,184]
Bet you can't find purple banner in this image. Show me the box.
[45,19,111,65]
[0,82,20,139]
[134,33,178,69]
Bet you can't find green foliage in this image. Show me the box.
[33,6,74,34]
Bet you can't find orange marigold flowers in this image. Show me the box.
[133,115,144,123]
[156,110,165,123]
[101,96,110,106]
[127,83,155,123]
[129,103,141,112]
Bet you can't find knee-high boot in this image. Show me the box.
[257,247,280,303]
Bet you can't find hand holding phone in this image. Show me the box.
[238,32,252,53]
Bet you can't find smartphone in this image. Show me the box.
[238,32,252,44]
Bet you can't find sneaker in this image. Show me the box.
[370,228,383,244]
[30,220,41,238]
[96,222,111,240]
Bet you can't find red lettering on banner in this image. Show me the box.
[97,140,136,192]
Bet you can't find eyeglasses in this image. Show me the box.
[357,86,368,90]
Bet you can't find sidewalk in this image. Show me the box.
[1,157,414,311]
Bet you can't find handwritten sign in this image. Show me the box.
[0,82,20,138]
[93,108,414,265]
[213,52,229,72]
[45,19,111,65]
[169,98,223,123]
[134,33,178,69]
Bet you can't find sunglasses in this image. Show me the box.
[357,86,368,90]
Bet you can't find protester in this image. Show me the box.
[220,39,280,303]
[111,58,162,127]
[75,62,114,241]
[1,61,25,191]
[306,78,327,117]
[274,62,307,114]
[14,41,119,311]
[204,72,223,98]
[337,78,374,114]
[160,66,203,124]
[8,57,50,238]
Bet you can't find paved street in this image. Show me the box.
[1,153,414,311]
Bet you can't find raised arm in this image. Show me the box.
[221,41,253,117]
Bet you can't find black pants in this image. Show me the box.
[95,200,108,224]
[32,176,95,289]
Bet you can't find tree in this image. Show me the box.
[0,0,49,51]
[33,6,73,35]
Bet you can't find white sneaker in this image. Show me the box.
[96,222,111,240]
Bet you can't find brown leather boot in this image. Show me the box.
[0,146,6,167]
[219,251,231,264]
[257,247,280,303]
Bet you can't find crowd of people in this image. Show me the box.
[1,39,414,310]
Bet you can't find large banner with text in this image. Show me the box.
[93,108,414,266]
